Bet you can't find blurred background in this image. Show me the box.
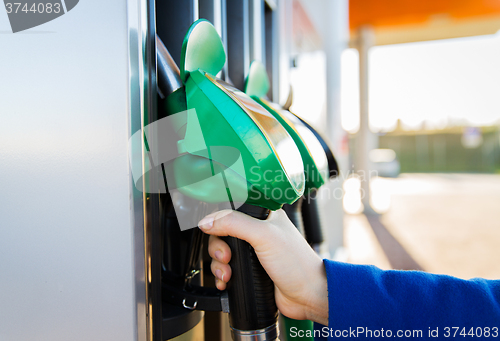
[288,0,500,281]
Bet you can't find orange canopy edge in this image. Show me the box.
[349,0,500,45]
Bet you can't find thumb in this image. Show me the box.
[198,209,269,246]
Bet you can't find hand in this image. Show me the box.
[198,209,328,326]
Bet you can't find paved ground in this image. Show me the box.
[344,173,500,280]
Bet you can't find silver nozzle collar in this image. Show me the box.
[230,323,279,341]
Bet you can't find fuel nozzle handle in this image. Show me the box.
[223,204,279,341]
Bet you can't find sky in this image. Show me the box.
[341,32,500,133]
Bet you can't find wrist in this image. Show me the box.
[304,258,329,326]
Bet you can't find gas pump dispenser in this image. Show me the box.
[157,20,306,340]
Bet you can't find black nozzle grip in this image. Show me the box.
[222,204,278,331]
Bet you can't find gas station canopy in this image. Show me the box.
[349,0,500,45]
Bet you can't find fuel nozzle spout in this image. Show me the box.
[156,35,183,98]
[231,324,279,341]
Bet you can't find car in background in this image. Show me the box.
[370,148,400,178]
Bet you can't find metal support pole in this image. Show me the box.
[324,0,349,168]
[322,0,349,257]
[356,26,377,213]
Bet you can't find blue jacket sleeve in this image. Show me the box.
[324,260,500,339]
